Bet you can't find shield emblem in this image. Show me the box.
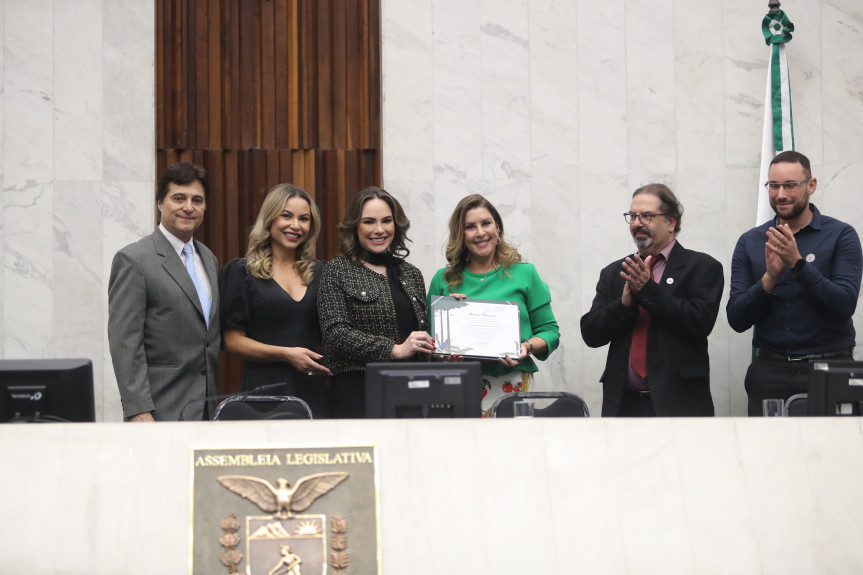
[246,514,326,575]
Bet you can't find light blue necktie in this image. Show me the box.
[182,243,211,327]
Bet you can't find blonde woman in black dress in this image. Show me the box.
[220,184,331,417]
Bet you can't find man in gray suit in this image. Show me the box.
[108,162,220,421]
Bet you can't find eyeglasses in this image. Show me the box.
[623,212,669,225]
[763,179,811,192]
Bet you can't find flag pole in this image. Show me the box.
[757,0,795,224]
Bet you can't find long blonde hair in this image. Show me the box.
[246,184,321,284]
[443,194,521,289]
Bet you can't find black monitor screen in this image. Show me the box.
[365,361,482,419]
[0,358,95,423]
[808,360,863,416]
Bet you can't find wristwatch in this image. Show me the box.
[791,258,806,275]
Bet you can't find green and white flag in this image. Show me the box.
[757,9,795,225]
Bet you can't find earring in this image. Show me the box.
[496,234,502,245]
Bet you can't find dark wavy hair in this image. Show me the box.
[338,186,411,264]
[632,183,683,234]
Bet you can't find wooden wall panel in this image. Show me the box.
[260,0,276,150]
[345,0,360,148]
[156,0,380,393]
[207,0,222,148]
[332,0,348,150]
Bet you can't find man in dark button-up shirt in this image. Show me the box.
[727,151,863,415]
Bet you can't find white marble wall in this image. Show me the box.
[0,0,154,421]
[381,0,863,416]
[1,0,861,419]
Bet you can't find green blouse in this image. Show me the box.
[426,262,560,377]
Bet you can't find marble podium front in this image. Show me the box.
[1,418,861,574]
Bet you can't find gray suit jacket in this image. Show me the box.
[108,229,220,421]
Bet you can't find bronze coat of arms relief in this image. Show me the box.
[191,446,380,575]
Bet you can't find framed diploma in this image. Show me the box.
[429,296,521,360]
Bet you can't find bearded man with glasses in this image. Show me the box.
[727,150,863,416]
[581,184,724,417]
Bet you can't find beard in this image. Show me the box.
[771,198,808,221]
[632,227,653,250]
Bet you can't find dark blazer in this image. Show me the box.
[108,229,220,421]
[318,256,429,375]
[580,241,723,416]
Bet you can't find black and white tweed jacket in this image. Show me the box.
[318,256,429,375]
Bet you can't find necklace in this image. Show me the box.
[474,260,499,282]
[273,252,293,267]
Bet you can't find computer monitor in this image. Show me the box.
[365,361,482,418]
[0,358,95,423]
[807,360,863,416]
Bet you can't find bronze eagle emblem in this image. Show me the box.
[217,472,349,518]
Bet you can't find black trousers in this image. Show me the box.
[329,371,367,419]
[744,352,853,416]
[617,390,657,417]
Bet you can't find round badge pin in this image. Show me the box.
[666,278,674,285]
[806,253,815,263]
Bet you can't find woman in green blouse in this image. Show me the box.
[427,194,560,416]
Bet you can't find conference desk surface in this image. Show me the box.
[1,417,861,574]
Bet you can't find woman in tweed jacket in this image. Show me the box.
[318,187,434,418]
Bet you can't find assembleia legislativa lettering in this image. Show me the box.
[194,451,374,467]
